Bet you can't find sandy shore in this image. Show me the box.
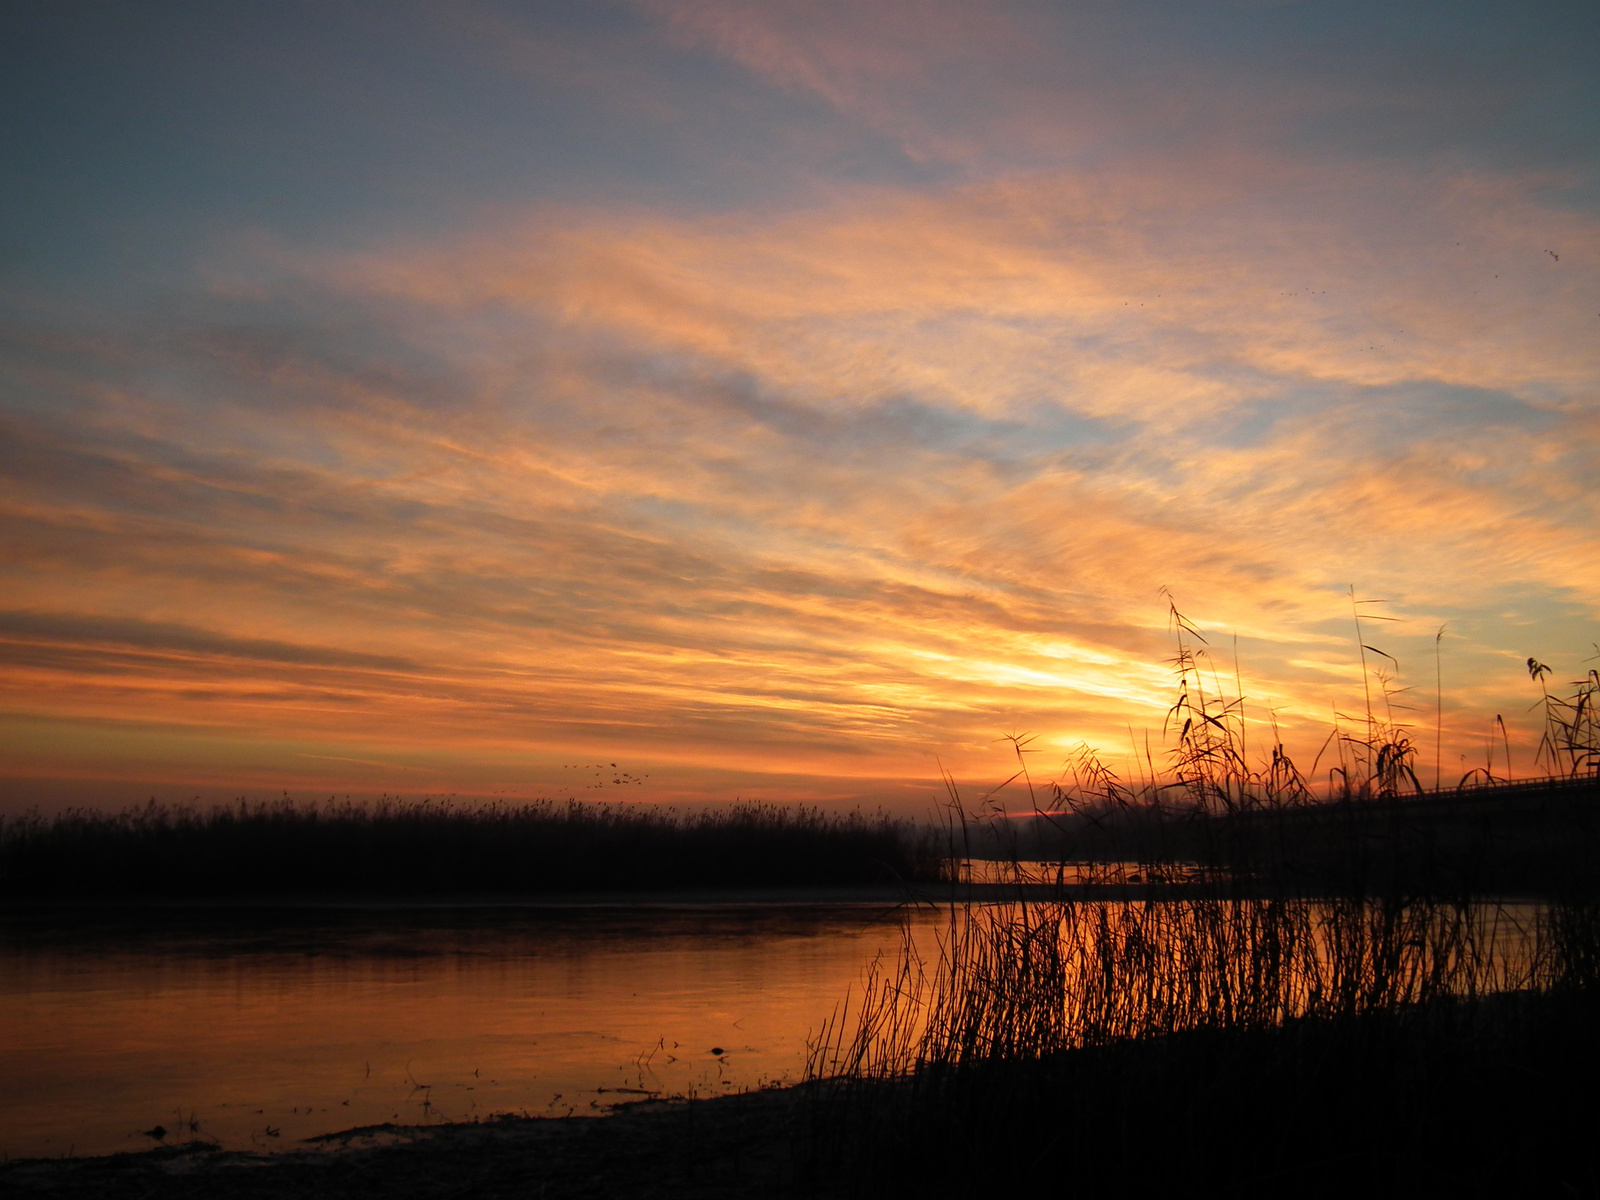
[0,1088,816,1199]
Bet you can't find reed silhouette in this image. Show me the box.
[802,604,1600,1198]
[0,799,947,897]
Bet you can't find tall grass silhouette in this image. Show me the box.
[803,601,1600,1198]
[1530,653,1600,778]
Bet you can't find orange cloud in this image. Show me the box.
[3,7,1596,811]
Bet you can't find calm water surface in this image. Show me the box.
[0,901,942,1160]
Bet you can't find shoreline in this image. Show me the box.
[0,1087,809,1199]
[0,876,1571,913]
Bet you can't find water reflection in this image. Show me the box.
[0,902,936,1160]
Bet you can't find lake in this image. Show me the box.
[0,898,941,1161]
[6,888,1546,1164]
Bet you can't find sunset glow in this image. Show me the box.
[2,1,1597,813]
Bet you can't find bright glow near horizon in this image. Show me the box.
[1,1,1597,814]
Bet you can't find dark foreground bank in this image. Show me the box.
[814,990,1600,1199]
[0,1088,808,1200]
[6,989,1597,1200]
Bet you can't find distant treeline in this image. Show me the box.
[0,799,948,898]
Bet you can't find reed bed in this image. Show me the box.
[805,871,1598,1197]
[814,896,1552,1076]
[0,798,947,897]
[802,605,1600,1198]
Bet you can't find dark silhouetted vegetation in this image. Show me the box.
[956,598,1598,895]
[0,799,948,898]
[800,603,1600,1198]
[804,807,1600,1197]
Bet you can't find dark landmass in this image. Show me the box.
[813,988,1600,1199]
[982,775,1600,896]
[0,799,947,898]
[6,778,1594,905]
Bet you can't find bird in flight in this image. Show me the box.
[1547,250,1559,261]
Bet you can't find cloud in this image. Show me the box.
[3,0,1596,808]
[642,0,1600,188]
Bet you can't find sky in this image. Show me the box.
[1,0,1597,816]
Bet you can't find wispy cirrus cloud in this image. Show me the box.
[2,0,1596,809]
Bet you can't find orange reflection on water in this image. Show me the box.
[0,903,938,1160]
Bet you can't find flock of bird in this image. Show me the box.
[560,763,648,788]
